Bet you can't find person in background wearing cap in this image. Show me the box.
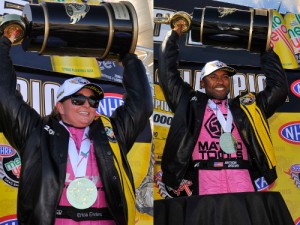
[0,29,152,225]
[157,21,288,197]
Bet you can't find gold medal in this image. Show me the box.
[220,132,238,154]
[66,177,97,209]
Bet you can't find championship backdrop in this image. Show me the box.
[153,1,300,225]
[0,0,153,225]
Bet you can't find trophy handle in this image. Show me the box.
[0,14,27,45]
[154,11,192,33]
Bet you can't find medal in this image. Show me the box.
[66,177,98,209]
[60,124,97,209]
[220,132,238,154]
[208,99,238,154]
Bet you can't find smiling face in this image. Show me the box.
[200,69,231,100]
[56,88,97,128]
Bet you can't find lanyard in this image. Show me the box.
[207,99,233,133]
[60,121,91,178]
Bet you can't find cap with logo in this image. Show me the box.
[200,60,236,80]
[56,77,104,103]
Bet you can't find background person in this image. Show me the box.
[0,30,152,225]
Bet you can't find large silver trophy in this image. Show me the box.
[154,6,273,52]
[0,1,138,60]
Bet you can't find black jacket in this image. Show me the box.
[158,30,288,191]
[0,36,153,225]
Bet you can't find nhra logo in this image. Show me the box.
[0,145,20,188]
[290,80,300,97]
[98,93,124,117]
[279,122,300,144]
[295,217,300,225]
[0,215,18,225]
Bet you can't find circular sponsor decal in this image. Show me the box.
[0,145,21,188]
[290,79,300,98]
[295,217,300,225]
[0,215,18,225]
[278,121,300,145]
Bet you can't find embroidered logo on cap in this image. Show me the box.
[70,77,90,85]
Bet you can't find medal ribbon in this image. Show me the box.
[60,121,91,178]
[208,99,233,133]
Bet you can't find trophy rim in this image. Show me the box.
[170,11,192,33]
[38,2,50,54]
[0,14,27,45]
[100,3,114,60]
[122,1,138,54]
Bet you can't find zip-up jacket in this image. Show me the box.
[158,30,288,191]
[0,36,153,225]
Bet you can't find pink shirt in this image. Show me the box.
[192,99,255,195]
[55,126,115,225]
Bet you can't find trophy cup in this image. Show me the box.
[154,6,272,52]
[0,1,138,60]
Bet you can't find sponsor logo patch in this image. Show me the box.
[104,126,117,143]
[254,177,273,191]
[239,93,255,105]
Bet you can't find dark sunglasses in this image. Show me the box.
[69,94,100,108]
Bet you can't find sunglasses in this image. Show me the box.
[69,94,100,108]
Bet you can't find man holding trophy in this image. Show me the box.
[158,18,288,196]
[0,1,152,224]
